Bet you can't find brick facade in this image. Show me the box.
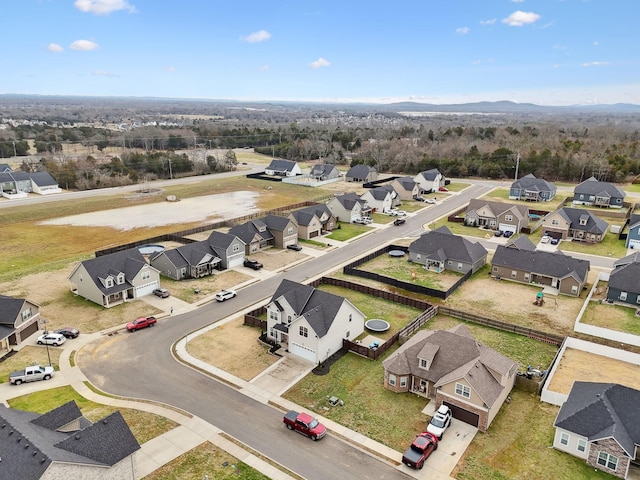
[587,437,629,479]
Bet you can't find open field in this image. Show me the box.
[546,348,640,395]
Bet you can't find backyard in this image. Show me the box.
[580,298,640,336]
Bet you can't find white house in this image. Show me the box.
[326,192,372,223]
[265,279,365,363]
[414,168,445,193]
[360,187,394,213]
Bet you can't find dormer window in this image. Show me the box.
[116,273,125,285]
[579,215,588,226]
[419,358,430,370]
[105,278,114,288]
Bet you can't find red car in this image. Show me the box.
[126,316,157,332]
[402,432,438,469]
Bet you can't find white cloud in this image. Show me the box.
[240,30,271,43]
[502,11,541,26]
[511,0,525,3]
[480,18,496,26]
[309,57,331,69]
[70,40,99,51]
[164,66,176,73]
[582,61,608,67]
[258,65,269,71]
[456,27,470,35]
[74,0,137,15]
[92,70,116,77]
[47,43,64,53]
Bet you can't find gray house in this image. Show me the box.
[345,164,377,183]
[0,401,140,480]
[408,226,488,274]
[554,382,640,479]
[0,170,61,198]
[68,248,161,308]
[606,252,640,307]
[327,192,372,223]
[150,243,221,280]
[491,245,589,296]
[573,176,626,208]
[309,164,341,180]
[230,215,298,253]
[206,230,246,269]
[0,294,41,358]
[625,214,640,250]
[509,173,556,202]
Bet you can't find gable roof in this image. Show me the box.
[0,402,140,480]
[393,176,419,192]
[554,382,640,457]
[467,199,529,220]
[262,214,293,232]
[309,164,339,177]
[229,219,274,244]
[492,244,589,282]
[505,235,537,251]
[554,207,609,234]
[574,176,626,198]
[511,173,556,192]
[266,159,297,172]
[609,253,640,294]
[629,213,640,230]
[346,164,376,178]
[73,248,149,295]
[0,163,12,172]
[29,172,58,187]
[331,192,368,211]
[0,295,38,328]
[409,226,488,265]
[418,169,442,181]
[383,325,517,408]
[363,187,391,201]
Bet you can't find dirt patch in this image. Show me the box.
[187,317,278,381]
[443,275,584,336]
[547,348,640,395]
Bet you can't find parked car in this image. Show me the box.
[37,333,66,346]
[287,243,303,251]
[215,289,237,302]
[393,218,406,226]
[494,230,503,237]
[386,209,398,216]
[550,237,559,245]
[426,405,452,440]
[244,259,263,270]
[503,230,514,238]
[415,196,426,202]
[425,198,437,204]
[54,327,79,339]
[439,187,449,192]
[540,235,552,244]
[9,365,55,385]
[395,210,407,217]
[126,316,157,332]
[402,432,438,469]
[353,217,371,224]
[283,410,327,441]
[153,288,170,298]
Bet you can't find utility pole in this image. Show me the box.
[168,158,173,179]
[514,153,520,181]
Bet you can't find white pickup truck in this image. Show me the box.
[9,365,55,385]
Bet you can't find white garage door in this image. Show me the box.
[228,256,244,268]
[290,343,316,363]
[135,281,158,297]
[629,239,640,250]
[499,223,516,233]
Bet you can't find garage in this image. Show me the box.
[443,401,479,428]
[628,239,640,250]
[135,281,158,298]
[498,223,516,234]
[228,256,244,268]
[290,343,316,363]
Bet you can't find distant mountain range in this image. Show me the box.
[380,100,640,114]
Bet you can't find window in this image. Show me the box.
[116,273,125,284]
[447,260,453,266]
[269,310,279,321]
[400,376,407,387]
[597,452,618,471]
[511,270,517,278]
[345,330,350,338]
[552,219,559,225]
[493,266,498,272]
[505,214,513,221]
[299,326,308,338]
[455,383,471,398]
[620,292,628,301]
[349,314,352,322]
[233,244,240,252]
[420,358,430,369]
[388,374,396,386]
[105,278,113,288]
[458,263,463,270]
[524,273,530,281]
[287,315,292,324]
[416,254,421,261]
[577,439,586,453]
[142,270,150,280]
[560,432,569,446]
[21,308,32,321]
[571,285,578,294]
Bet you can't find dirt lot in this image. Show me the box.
[443,274,585,336]
[547,347,640,394]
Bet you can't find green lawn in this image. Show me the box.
[481,188,570,211]
[558,231,628,258]
[325,222,372,241]
[580,301,640,335]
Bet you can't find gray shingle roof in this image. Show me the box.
[511,173,556,193]
[556,207,609,234]
[394,176,418,192]
[333,192,367,211]
[609,254,640,294]
[492,245,589,282]
[0,295,32,327]
[346,164,375,178]
[409,226,488,265]
[574,176,626,198]
[309,164,338,177]
[505,235,536,251]
[77,249,148,296]
[467,198,529,220]
[418,169,441,181]
[365,187,391,201]
[554,382,640,456]
[267,159,297,172]
[29,172,58,186]
[628,213,640,229]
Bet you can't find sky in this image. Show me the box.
[2,0,639,106]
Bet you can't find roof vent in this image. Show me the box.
[17,437,21,443]
[75,434,81,440]
[40,458,46,464]
[25,444,29,449]
[9,431,13,436]
[32,451,37,456]
[103,419,108,425]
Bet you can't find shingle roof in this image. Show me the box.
[409,226,488,265]
[364,187,391,201]
[505,235,536,251]
[29,172,58,186]
[554,382,640,457]
[0,295,32,327]
[332,192,367,211]
[76,248,148,295]
[574,176,626,198]
[609,254,640,294]
[393,176,418,192]
[511,173,556,193]
[262,214,292,231]
[346,164,375,178]
[556,207,609,234]
[467,198,529,220]
[418,169,441,181]
[229,219,274,244]
[492,245,589,282]
[309,164,338,177]
[267,159,297,172]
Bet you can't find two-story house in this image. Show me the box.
[345,164,377,183]
[390,176,421,200]
[606,252,640,307]
[289,204,336,239]
[360,187,394,213]
[229,215,298,253]
[0,294,41,358]
[573,176,626,208]
[542,207,609,243]
[265,279,365,363]
[327,192,372,223]
[414,169,445,193]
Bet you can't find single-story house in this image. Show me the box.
[360,187,394,213]
[414,169,445,193]
[553,382,640,479]
[390,176,420,200]
[150,242,221,280]
[0,294,41,358]
[289,204,336,239]
[68,248,161,308]
[606,252,640,306]
[229,215,298,253]
[464,199,530,234]
[0,400,140,480]
[573,176,626,208]
[345,164,378,183]
[309,164,341,181]
[491,245,590,296]
[625,213,640,250]
[327,192,372,223]
[509,173,557,202]
[265,279,365,363]
[542,207,609,243]
[383,324,518,431]
[265,159,302,177]
[0,170,61,198]
[408,226,488,274]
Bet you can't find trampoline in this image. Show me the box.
[138,244,165,255]
[365,319,391,332]
[388,250,405,258]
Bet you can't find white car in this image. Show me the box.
[395,210,407,217]
[215,289,237,302]
[540,235,552,244]
[37,333,66,347]
[426,405,452,440]
[425,198,437,204]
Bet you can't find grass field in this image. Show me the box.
[580,301,640,335]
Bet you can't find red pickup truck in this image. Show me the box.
[283,410,327,441]
[402,431,438,469]
[126,316,157,332]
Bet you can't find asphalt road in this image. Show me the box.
[77,184,490,480]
